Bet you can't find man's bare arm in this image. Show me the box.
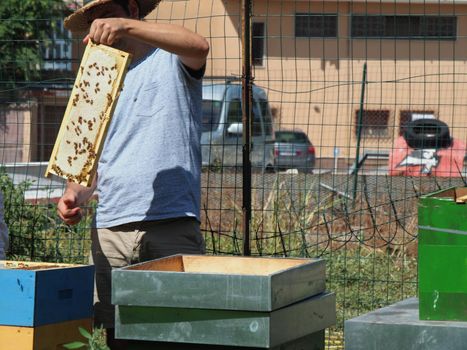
[84,19,209,70]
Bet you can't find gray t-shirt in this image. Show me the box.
[96,48,202,228]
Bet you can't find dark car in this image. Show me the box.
[274,130,316,173]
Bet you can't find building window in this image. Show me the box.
[351,15,456,40]
[295,13,338,38]
[355,110,390,138]
[36,104,66,161]
[252,22,265,66]
[42,20,72,71]
[399,110,435,135]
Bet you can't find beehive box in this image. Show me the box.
[45,41,131,186]
[0,261,94,327]
[101,331,325,350]
[418,187,467,321]
[113,255,336,348]
[0,318,92,350]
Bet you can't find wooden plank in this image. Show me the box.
[182,255,312,275]
[0,319,92,350]
[127,255,185,272]
[115,292,335,348]
[45,41,131,186]
[0,260,79,270]
[112,255,325,312]
[125,254,315,276]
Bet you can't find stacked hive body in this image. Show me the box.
[45,41,131,187]
[418,186,467,321]
[345,186,467,350]
[0,261,94,349]
[345,298,467,350]
[112,254,336,349]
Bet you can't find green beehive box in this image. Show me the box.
[116,292,335,348]
[418,186,467,321]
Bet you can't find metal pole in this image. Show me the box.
[353,62,367,204]
[241,0,252,256]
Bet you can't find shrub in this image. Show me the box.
[0,169,93,263]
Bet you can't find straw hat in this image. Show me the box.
[64,0,162,32]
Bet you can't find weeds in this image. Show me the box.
[0,168,93,263]
[63,327,109,350]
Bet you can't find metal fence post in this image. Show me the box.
[241,0,252,256]
[353,62,367,204]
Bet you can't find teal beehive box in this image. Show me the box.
[113,254,336,348]
[0,261,94,327]
[418,187,467,321]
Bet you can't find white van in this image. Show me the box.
[201,82,275,171]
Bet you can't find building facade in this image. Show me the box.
[151,0,467,163]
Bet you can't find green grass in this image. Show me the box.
[325,247,417,328]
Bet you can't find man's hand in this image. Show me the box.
[57,190,83,225]
[83,18,128,46]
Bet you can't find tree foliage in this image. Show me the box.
[0,0,68,98]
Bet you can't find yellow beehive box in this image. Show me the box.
[0,318,92,350]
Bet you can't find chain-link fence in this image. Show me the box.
[1,0,467,347]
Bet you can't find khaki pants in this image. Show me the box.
[90,217,205,328]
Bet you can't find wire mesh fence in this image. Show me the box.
[1,0,467,347]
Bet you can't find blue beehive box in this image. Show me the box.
[0,261,94,327]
